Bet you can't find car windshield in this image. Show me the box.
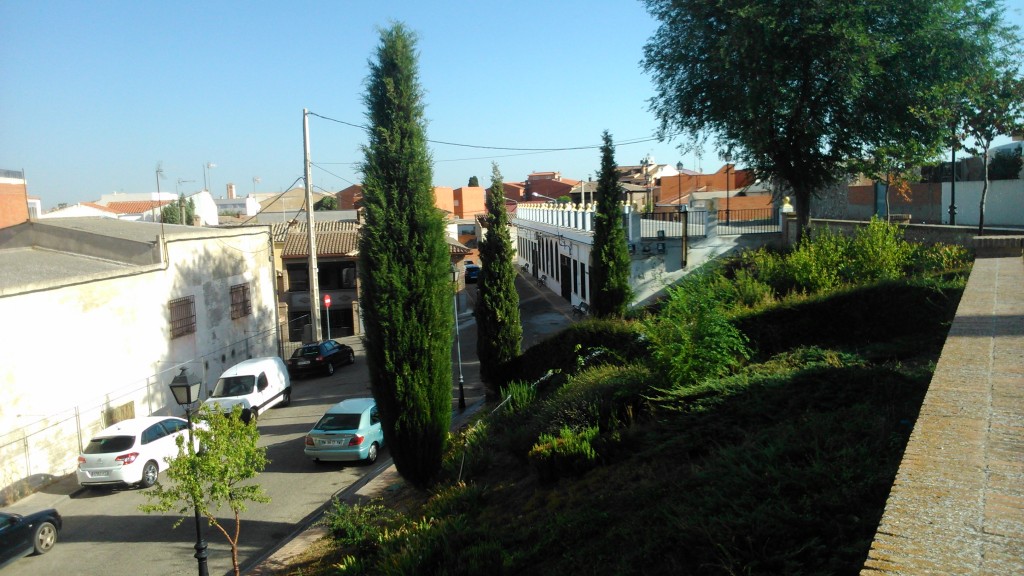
[313,413,363,431]
[212,375,255,398]
[84,435,136,454]
[293,346,321,359]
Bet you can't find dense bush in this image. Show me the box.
[495,319,649,392]
[529,425,600,482]
[642,272,750,387]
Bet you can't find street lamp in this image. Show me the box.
[675,161,684,202]
[724,152,732,226]
[168,368,209,576]
[450,264,466,411]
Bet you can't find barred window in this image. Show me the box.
[231,284,252,319]
[169,296,196,338]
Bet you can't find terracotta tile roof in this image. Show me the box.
[447,236,471,255]
[271,220,358,243]
[281,229,359,258]
[81,202,121,213]
[102,200,173,214]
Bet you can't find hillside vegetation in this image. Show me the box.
[293,219,971,576]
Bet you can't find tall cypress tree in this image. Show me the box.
[358,23,451,488]
[476,162,522,384]
[589,131,632,318]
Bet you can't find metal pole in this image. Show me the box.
[184,399,209,576]
[326,305,331,341]
[949,148,957,226]
[453,282,465,411]
[303,108,322,341]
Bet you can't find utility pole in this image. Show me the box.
[303,108,323,342]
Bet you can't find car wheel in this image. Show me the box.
[138,460,159,488]
[280,387,291,407]
[365,442,379,464]
[32,521,58,555]
[249,407,259,423]
[347,350,355,365]
[326,362,335,376]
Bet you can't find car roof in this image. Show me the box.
[220,356,283,377]
[325,397,376,414]
[93,416,186,436]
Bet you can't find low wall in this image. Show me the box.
[810,218,1024,249]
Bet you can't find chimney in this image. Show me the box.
[227,183,236,199]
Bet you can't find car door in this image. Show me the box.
[140,421,173,469]
[0,514,30,565]
[369,405,384,447]
[324,341,339,367]
[160,419,190,460]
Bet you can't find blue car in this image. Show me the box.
[304,398,384,464]
[464,260,480,283]
[0,509,61,569]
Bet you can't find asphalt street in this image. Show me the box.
[2,270,574,576]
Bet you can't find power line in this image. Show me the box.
[307,110,677,153]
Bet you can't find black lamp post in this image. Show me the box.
[450,265,466,411]
[169,368,209,576]
[724,152,732,226]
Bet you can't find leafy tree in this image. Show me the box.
[476,162,522,384]
[161,194,196,225]
[642,0,1014,240]
[960,69,1024,234]
[358,23,452,488]
[468,175,479,187]
[990,148,1023,180]
[589,131,632,318]
[315,195,338,211]
[140,405,269,576]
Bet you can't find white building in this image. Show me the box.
[0,218,277,499]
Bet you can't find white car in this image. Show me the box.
[76,416,197,488]
[204,356,291,423]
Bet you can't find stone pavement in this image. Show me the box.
[862,251,1024,574]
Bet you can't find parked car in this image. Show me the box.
[464,260,480,283]
[77,416,197,488]
[287,340,355,378]
[304,398,384,464]
[204,356,291,422]
[0,509,61,568]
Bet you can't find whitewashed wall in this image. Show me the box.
[0,228,276,492]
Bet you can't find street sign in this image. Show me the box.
[324,294,332,308]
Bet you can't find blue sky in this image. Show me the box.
[3,1,1022,210]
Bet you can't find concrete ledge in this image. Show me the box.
[861,256,1024,575]
[974,235,1024,258]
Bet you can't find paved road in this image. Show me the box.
[2,272,572,576]
[2,340,380,576]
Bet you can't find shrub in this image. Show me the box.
[848,216,914,281]
[323,498,408,555]
[502,380,537,415]
[642,274,750,387]
[497,319,648,391]
[910,242,971,276]
[528,425,600,482]
[786,226,850,292]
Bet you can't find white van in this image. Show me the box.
[204,356,291,422]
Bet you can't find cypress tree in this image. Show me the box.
[468,175,479,187]
[476,162,522,384]
[589,131,633,318]
[357,23,452,488]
